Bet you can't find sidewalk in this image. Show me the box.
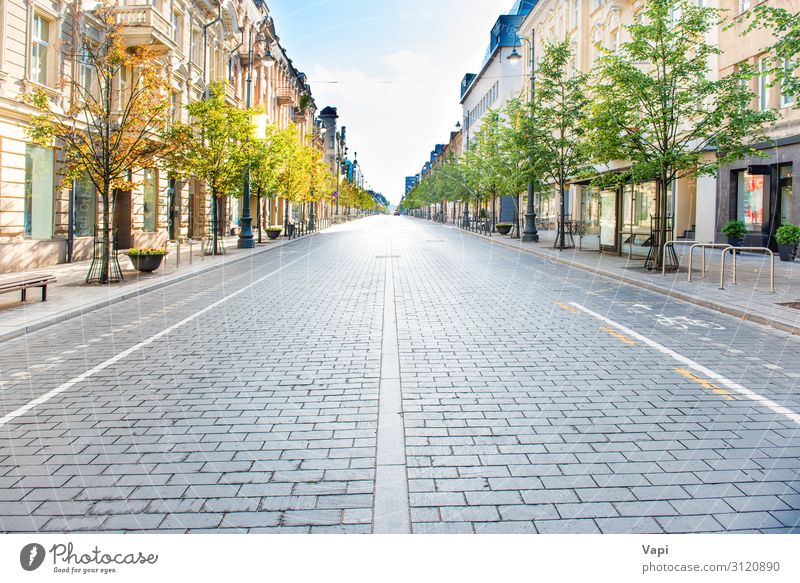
[446,221,800,336]
[0,232,310,343]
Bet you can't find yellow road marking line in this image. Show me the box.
[675,368,737,401]
[559,303,579,314]
[600,326,637,346]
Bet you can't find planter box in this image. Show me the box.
[266,230,282,240]
[496,225,512,235]
[778,244,797,262]
[128,254,166,273]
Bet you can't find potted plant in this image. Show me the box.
[266,226,283,240]
[127,248,168,272]
[495,223,513,235]
[722,220,746,247]
[775,224,800,262]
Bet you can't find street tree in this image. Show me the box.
[250,123,294,239]
[743,3,800,100]
[531,39,593,250]
[27,0,170,284]
[163,82,253,255]
[589,0,777,269]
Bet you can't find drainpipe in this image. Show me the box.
[202,1,222,98]
[68,179,76,263]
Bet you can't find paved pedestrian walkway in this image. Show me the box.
[0,216,797,534]
[447,223,800,335]
[0,231,324,343]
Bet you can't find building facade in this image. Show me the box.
[0,0,321,274]
[715,0,798,249]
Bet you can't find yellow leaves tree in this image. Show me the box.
[27,0,170,283]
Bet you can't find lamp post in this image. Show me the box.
[238,23,275,249]
[508,32,539,243]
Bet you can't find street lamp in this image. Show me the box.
[238,23,275,249]
[508,32,539,243]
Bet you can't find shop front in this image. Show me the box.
[579,180,662,258]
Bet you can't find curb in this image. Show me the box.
[0,231,320,344]
[442,221,800,337]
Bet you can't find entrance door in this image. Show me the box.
[113,188,132,249]
[599,188,618,253]
[779,164,794,225]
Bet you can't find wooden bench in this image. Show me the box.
[0,274,57,302]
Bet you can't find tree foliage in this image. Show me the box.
[27,0,170,283]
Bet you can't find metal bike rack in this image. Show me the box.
[720,246,775,293]
[687,243,734,282]
[662,240,699,276]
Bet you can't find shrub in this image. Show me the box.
[127,248,167,256]
[775,224,800,246]
[722,220,746,239]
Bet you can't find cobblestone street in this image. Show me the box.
[1,216,799,533]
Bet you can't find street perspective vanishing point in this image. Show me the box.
[0,0,799,550]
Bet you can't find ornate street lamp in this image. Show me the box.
[508,33,539,243]
[238,22,275,249]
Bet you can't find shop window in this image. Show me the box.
[143,168,158,232]
[74,175,97,237]
[24,144,54,240]
[736,171,765,233]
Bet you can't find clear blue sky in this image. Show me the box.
[267,0,516,205]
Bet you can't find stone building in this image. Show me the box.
[0,0,320,273]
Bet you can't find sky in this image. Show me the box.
[267,0,516,205]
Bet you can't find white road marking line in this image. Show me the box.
[568,302,800,426]
[0,253,311,429]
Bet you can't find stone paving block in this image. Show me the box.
[281,510,342,527]
[535,519,601,534]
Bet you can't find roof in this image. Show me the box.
[319,106,338,117]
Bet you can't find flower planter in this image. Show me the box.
[727,237,743,248]
[266,230,282,240]
[778,244,797,262]
[496,224,512,235]
[127,254,166,273]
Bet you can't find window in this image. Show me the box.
[79,48,93,96]
[740,0,751,13]
[24,145,54,240]
[610,29,619,52]
[172,11,181,44]
[74,175,97,238]
[781,60,796,108]
[573,0,579,28]
[758,57,768,111]
[143,168,158,232]
[190,28,200,64]
[780,165,793,225]
[31,14,50,85]
[737,171,765,233]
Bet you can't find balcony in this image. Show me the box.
[276,88,293,106]
[293,107,308,124]
[223,81,240,107]
[117,6,175,50]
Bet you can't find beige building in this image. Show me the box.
[716,0,798,248]
[516,0,797,256]
[0,0,321,274]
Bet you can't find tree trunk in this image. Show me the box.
[559,185,567,250]
[211,192,219,256]
[101,180,111,284]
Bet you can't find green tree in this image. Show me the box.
[27,0,170,283]
[590,0,777,268]
[466,110,514,224]
[250,123,294,240]
[744,4,800,99]
[163,82,253,255]
[531,39,593,249]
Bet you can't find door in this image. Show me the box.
[113,188,132,249]
[599,188,618,253]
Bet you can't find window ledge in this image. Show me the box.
[23,78,63,100]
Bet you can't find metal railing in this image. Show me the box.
[662,240,699,276]
[721,246,775,293]
[663,240,777,293]
[686,243,732,281]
